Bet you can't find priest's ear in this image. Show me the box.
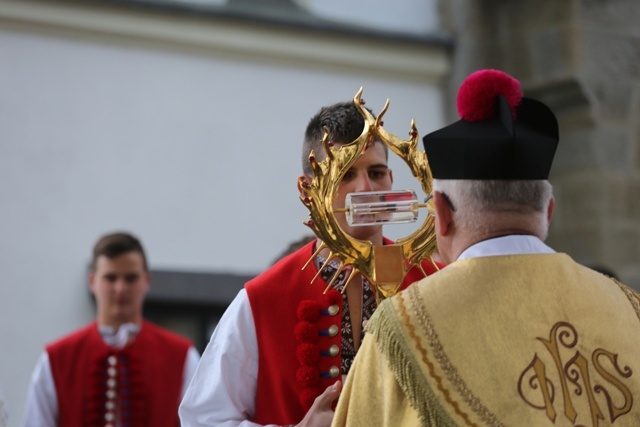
[434,191,454,236]
[547,196,555,226]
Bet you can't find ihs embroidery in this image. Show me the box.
[518,321,633,426]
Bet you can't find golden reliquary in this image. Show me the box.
[298,88,438,302]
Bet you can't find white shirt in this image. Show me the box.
[179,289,273,427]
[22,325,200,427]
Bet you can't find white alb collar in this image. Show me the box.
[457,235,555,261]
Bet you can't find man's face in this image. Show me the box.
[334,141,393,242]
[89,252,150,327]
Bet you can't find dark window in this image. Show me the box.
[144,270,254,353]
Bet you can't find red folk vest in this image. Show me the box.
[46,320,192,427]
[246,239,440,425]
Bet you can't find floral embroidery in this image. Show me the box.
[318,257,376,375]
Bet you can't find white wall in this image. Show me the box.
[305,0,438,34]
[0,2,446,425]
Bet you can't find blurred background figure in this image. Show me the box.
[22,232,200,427]
[270,235,316,265]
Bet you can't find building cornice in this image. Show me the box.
[0,0,451,83]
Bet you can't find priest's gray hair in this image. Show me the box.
[432,179,553,239]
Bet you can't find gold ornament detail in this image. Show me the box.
[299,88,438,300]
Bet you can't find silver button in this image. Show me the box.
[328,325,339,337]
[106,390,117,399]
[107,367,117,377]
[107,378,117,389]
[105,411,115,421]
[107,356,117,366]
[327,304,339,316]
[328,345,339,357]
[329,365,340,378]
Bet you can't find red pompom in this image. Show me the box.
[324,289,342,305]
[456,69,522,122]
[294,321,319,343]
[297,300,322,322]
[300,387,322,410]
[297,343,321,366]
[296,366,321,388]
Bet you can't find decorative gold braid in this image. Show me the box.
[299,88,437,301]
[612,279,640,322]
[398,288,482,427]
[408,286,505,427]
[368,298,456,426]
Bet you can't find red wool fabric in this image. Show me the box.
[457,69,523,121]
[246,239,441,426]
[46,321,191,427]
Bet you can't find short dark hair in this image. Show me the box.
[90,232,148,272]
[302,101,385,176]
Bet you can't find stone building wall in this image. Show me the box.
[437,0,640,289]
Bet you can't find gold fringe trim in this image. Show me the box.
[369,297,458,426]
[408,286,504,427]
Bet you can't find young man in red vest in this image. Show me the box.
[23,232,200,427]
[179,101,441,427]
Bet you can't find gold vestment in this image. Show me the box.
[333,254,640,427]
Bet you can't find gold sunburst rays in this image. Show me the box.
[299,88,437,301]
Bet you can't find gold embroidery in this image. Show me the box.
[518,321,633,427]
[592,349,633,422]
[517,355,556,421]
[565,351,605,426]
[404,286,505,427]
[370,298,453,425]
[613,280,640,322]
[399,289,481,426]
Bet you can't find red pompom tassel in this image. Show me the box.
[300,387,322,410]
[296,366,321,388]
[456,69,522,122]
[324,289,342,305]
[294,321,319,343]
[297,343,321,366]
[297,300,322,322]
